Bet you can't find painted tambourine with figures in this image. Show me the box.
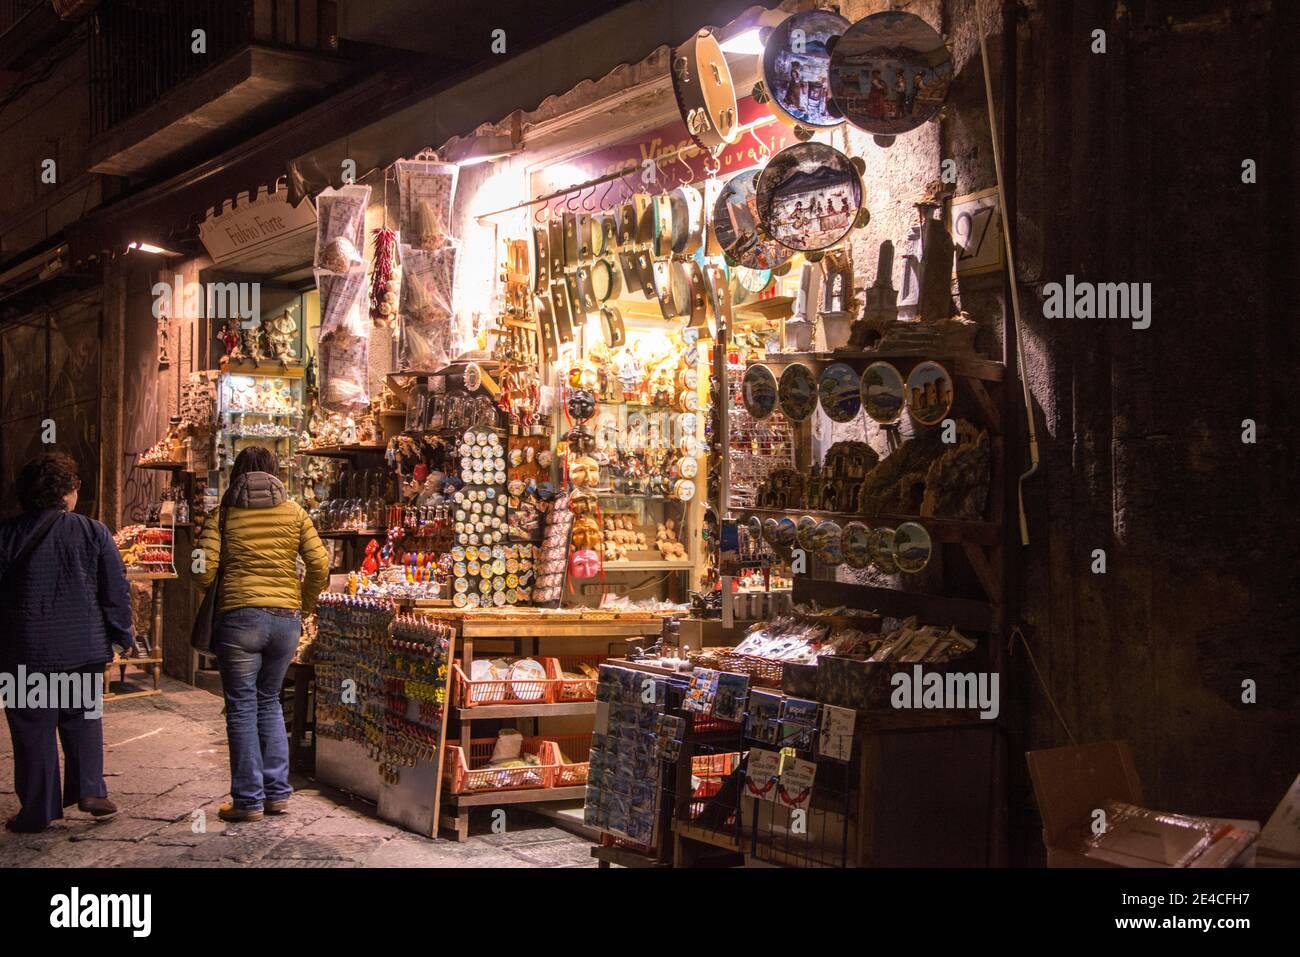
[755,142,863,252]
[761,9,851,130]
[828,11,953,136]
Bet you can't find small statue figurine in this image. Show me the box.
[264,305,298,364]
[220,319,245,367]
[242,327,263,366]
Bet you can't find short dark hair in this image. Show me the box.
[17,452,81,511]
[229,446,278,484]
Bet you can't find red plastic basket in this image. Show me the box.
[452,660,558,708]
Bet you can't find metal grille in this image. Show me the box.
[726,363,795,508]
[87,0,334,138]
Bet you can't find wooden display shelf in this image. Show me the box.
[793,577,997,633]
[672,820,741,853]
[125,570,178,581]
[299,444,386,458]
[592,843,671,868]
[454,701,596,720]
[732,506,999,546]
[733,295,795,322]
[603,559,694,571]
[221,363,305,378]
[135,460,189,471]
[317,528,387,539]
[761,351,1005,382]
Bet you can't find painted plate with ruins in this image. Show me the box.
[868,526,899,573]
[817,361,862,423]
[741,363,779,421]
[860,360,906,423]
[905,360,953,426]
[777,362,819,422]
[713,170,794,271]
[795,514,819,550]
[755,142,862,252]
[891,520,933,573]
[828,11,953,136]
[812,520,844,565]
[841,521,872,568]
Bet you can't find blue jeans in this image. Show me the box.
[215,607,300,810]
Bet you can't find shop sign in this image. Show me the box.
[532,97,798,213]
[199,188,317,265]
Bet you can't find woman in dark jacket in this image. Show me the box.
[0,452,135,832]
[194,447,329,823]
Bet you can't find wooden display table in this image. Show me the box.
[410,609,669,841]
[108,570,175,700]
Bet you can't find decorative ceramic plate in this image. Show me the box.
[812,520,844,565]
[868,527,899,573]
[762,10,851,129]
[818,361,862,423]
[842,521,872,568]
[741,363,779,420]
[774,515,798,546]
[795,514,818,550]
[828,11,953,136]
[860,360,906,423]
[891,520,933,573]
[755,142,862,252]
[712,170,794,271]
[735,265,773,294]
[778,362,819,422]
[905,360,953,426]
[509,658,548,701]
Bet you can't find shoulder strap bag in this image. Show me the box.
[190,507,228,653]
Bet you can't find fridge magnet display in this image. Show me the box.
[777,362,819,421]
[905,360,954,425]
[860,360,907,423]
[828,11,953,136]
[755,142,862,252]
[761,9,852,129]
[713,170,794,271]
[683,667,721,714]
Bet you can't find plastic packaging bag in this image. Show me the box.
[395,158,458,251]
[398,245,457,371]
[314,185,371,273]
[317,265,371,339]
[318,330,370,413]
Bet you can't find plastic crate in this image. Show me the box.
[443,736,553,794]
[544,733,593,788]
[547,655,605,702]
[452,660,558,708]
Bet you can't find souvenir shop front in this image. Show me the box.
[131,1,1020,864]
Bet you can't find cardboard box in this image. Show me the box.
[1027,740,1260,867]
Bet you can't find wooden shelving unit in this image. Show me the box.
[424,611,667,842]
[299,444,387,459]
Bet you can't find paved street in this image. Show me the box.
[0,680,596,868]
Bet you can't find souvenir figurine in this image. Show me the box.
[264,304,298,363]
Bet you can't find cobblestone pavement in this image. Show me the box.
[0,680,596,868]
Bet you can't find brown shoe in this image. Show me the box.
[218,802,264,823]
[78,797,119,821]
[265,799,290,815]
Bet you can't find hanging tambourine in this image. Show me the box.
[827,11,953,136]
[668,186,704,257]
[712,169,794,271]
[760,10,851,131]
[755,142,863,252]
[671,29,739,152]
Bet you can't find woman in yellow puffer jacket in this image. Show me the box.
[195,446,329,823]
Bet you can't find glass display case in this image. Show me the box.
[214,369,306,497]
